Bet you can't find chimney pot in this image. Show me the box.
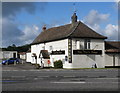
[42,25,46,31]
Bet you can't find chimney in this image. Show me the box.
[42,25,46,31]
[71,12,77,24]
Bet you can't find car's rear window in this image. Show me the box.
[9,58,16,60]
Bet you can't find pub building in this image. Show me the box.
[29,12,119,68]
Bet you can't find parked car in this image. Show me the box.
[2,58,21,65]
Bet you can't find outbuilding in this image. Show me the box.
[105,41,120,68]
[18,52,26,60]
[0,50,17,60]
[26,49,32,63]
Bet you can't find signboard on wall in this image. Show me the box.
[73,50,102,55]
[68,39,72,63]
[51,50,65,55]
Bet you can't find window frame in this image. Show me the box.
[84,39,91,50]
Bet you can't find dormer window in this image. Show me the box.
[84,39,91,49]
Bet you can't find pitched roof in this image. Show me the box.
[18,52,26,55]
[105,41,120,50]
[26,48,31,53]
[105,41,120,53]
[32,21,107,45]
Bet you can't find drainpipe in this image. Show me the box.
[35,56,39,69]
[44,43,46,50]
[113,55,115,66]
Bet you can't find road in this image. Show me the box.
[2,67,120,92]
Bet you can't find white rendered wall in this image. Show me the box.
[0,51,17,59]
[64,38,105,68]
[31,39,68,67]
[105,54,120,66]
[20,54,26,60]
[115,54,120,66]
[31,44,44,64]
[91,39,105,68]
[31,38,106,68]
[45,39,68,67]
[26,52,32,62]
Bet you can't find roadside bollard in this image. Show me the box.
[22,60,23,64]
[14,60,16,65]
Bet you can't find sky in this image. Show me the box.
[1,2,119,47]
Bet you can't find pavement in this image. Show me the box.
[2,62,36,71]
[1,62,120,92]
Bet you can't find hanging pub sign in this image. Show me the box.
[51,50,65,55]
[73,50,102,55]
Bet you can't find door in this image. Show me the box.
[13,53,16,58]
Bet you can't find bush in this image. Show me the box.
[54,60,63,68]
[35,64,40,69]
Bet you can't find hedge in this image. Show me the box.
[54,60,63,68]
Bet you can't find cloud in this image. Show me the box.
[2,18,24,47]
[2,18,40,47]
[84,10,110,27]
[83,9,118,40]
[33,25,39,31]
[2,2,36,18]
[104,24,118,40]
[2,2,47,19]
[2,2,47,47]
[2,2,37,47]
[19,25,40,44]
[83,10,110,35]
[115,0,120,2]
[40,18,67,29]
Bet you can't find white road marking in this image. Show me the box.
[38,76,49,78]
[51,81,86,84]
[87,82,119,84]
[97,78,118,79]
[2,70,19,71]
[2,79,11,80]
[34,78,38,80]
[64,76,75,78]
[11,76,26,78]
[51,81,119,84]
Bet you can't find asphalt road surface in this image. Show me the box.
[1,63,120,92]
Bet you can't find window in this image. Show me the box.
[74,41,77,49]
[84,39,91,49]
[76,41,80,49]
[49,46,53,51]
[65,56,68,61]
[75,40,80,49]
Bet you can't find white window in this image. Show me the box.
[84,39,91,49]
[49,46,53,51]
[75,40,80,49]
[76,40,80,49]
